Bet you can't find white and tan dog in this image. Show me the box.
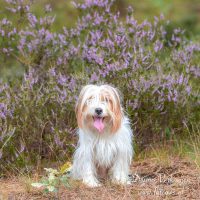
[71,84,133,187]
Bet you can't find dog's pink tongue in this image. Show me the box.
[93,117,104,133]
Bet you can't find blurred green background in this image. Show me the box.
[36,0,200,37]
[1,0,200,34]
[0,0,200,80]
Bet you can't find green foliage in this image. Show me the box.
[31,165,71,193]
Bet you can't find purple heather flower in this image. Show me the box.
[190,66,200,77]
[186,86,191,95]
[100,38,114,51]
[171,34,181,44]
[68,78,76,91]
[24,5,30,12]
[59,89,67,103]
[45,4,52,12]
[2,47,13,55]
[24,69,38,89]
[90,72,99,82]
[49,68,56,76]
[1,18,11,25]
[154,40,163,52]
[27,13,38,27]
[173,28,182,34]
[40,16,55,26]
[58,34,67,46]
[114,34,125,46]
[8,28,17,38]
[57,57,63,66]
[178,74,184,85]
[0,30,5,37]
[45,30,53,42]
[93,12,104,25]
[57,74,67,86]
[127,6,133,15]
[0,103,7,119]
[73,0,110,9]
[6,7,17,13]
[83,47,104,65]
[160,13,164,20]
[90,30,102,45]
[54,134,63,148]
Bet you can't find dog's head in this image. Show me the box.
[75,84,123,134]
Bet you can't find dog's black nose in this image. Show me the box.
[95,108,103,115]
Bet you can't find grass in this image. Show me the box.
[135,123,200,169]
[20,176,33,193]
[184,124,200,168]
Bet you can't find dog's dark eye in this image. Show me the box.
[105,98,112,103]
[86,97,96,105]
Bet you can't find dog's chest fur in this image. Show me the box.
[93,136,118,168]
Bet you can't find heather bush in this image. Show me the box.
[0,0,199,172]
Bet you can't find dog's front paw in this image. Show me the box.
[83,177,101,187]
[111,174,131,185]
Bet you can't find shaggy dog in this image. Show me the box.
[71,84,133,187]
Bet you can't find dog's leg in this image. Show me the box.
[83,173,101,187]
[110,151,132,185]
[71,145,101,187]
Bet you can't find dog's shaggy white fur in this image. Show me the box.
[71,84,133,187]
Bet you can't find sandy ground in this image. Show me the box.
[0,157,200,200]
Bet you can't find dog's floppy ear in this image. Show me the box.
[75,85,93,128]
[111,87,123,133]
[75,99,82,129]
[103,85,123,133]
